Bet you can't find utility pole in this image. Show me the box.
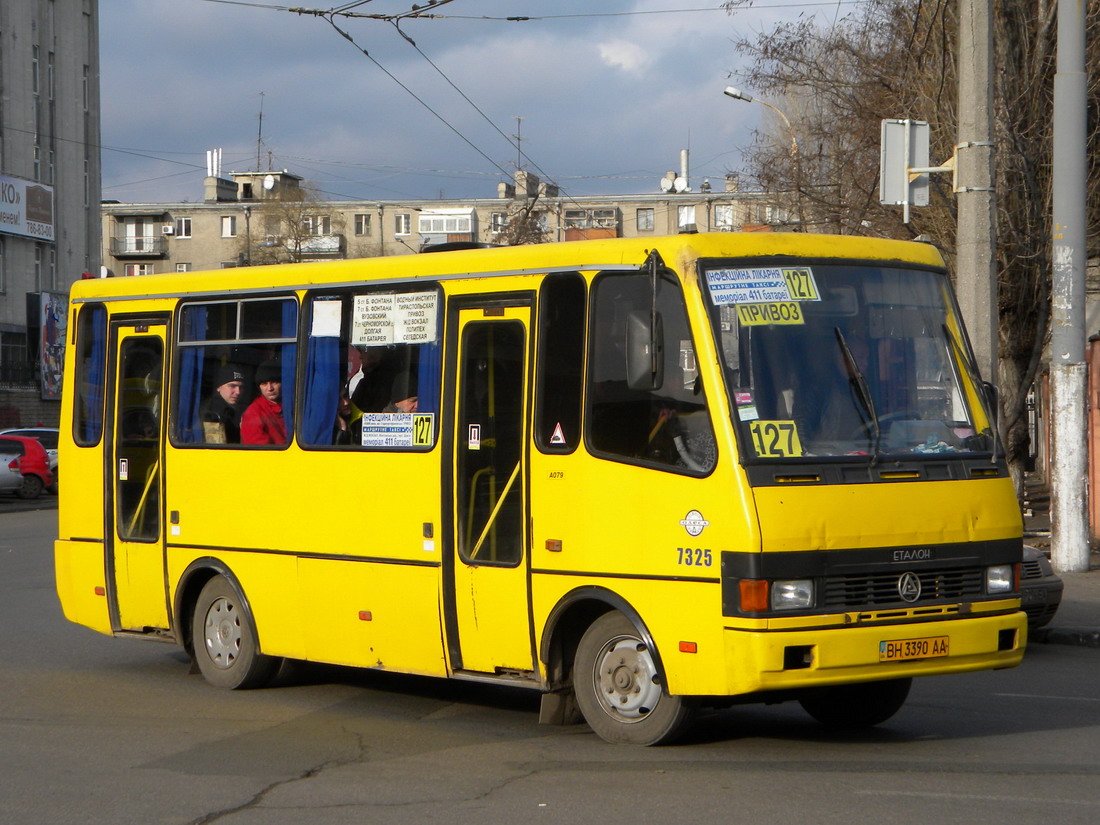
[955,0,997,387]
[1050,0,1090,573]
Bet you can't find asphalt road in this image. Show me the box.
[4,508,1100,825]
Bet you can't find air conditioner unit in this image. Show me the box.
[162,225,174,235]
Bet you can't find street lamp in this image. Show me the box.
[723,86,803,227]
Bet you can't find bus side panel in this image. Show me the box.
[164,448,446,669]
[297,558,447,676]
[167,548,302,657]
[529,452,756,697]
[54,539,112,634]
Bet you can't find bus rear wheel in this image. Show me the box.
[192,575,280,690]
[798,678,912,728]
[573,611,692,745]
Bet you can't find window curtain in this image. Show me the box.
[176,307,207,443]
[302,299,340,445]
[81,305,108,444]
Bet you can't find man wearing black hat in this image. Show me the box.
[241,359,287,445]
[200,363,245,443]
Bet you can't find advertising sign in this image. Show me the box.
[0,173,55,242]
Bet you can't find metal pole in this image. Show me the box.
[955,0,998,387]
[1050,0,1090,573]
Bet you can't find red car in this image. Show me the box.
[0,435,55,499]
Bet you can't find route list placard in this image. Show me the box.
[352,291,438,346]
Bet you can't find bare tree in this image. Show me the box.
[238,184,347,265]
[724,0,1100,481]
[493,193,550,246]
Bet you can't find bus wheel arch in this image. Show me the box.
[175,560,280,690]
[540,588,690,744]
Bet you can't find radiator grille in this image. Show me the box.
[823,567,984,608]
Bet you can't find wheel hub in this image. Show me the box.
[204,596,242,669]
[594,636,663,721]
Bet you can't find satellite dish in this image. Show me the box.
[673,176,689,193]
[263,174,275,191]
[659,176,674,192]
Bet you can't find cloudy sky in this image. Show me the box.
[99,0,849,204]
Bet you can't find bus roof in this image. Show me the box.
[73,232,945,303]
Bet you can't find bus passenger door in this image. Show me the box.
[446,304,534,676]
[107,320,169,632]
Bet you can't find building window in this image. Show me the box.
[490,212,508,234]
[394,214,411,236]
[354,214,372,236]
[303,215,331,236]
[176,263,192,272]
[34,245,42,290]
[175,217,192,238]
[564,209,618,230]
[83,65,90,110]
[636,208,655,232]
[418,213,472,234]
[124,264,154,277]
[714,204,734,230]
[677,205,697,232]
[220,261,237,269]
[32,46,40,95]
[221,216,237,238]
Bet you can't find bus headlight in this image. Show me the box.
[986,564,1014,594]
[771,579,814,610]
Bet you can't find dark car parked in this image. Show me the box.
[0,435,55,500]
[1020,544,1063,629]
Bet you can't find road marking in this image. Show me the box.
[994,692,1100,702]
[858,790,1100,807]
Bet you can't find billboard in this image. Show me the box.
[0,173,55,242]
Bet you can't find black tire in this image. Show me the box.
[191,575,280,690]
[573,611,692,745]
[798,678,912,729]
[16,474,43,500]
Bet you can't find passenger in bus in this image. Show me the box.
[333,387,356,445]
[200,363,245,443]
[382,372,418,413]
[349,347,398,414]
[241,360,287,445]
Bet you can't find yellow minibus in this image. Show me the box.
[55,232,1026,744]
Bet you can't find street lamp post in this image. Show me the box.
[723,86,803,228]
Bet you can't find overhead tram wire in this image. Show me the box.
[385,17,578,206]
[321,14,515,185]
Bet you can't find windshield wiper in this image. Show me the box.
[834,328,882,461]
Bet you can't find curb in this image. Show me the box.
[1031,626,1100,648]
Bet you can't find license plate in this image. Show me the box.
[879,635,949,662]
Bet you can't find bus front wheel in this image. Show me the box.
[573,611,692,745]
[192,575,280,690]
[798,678,912,728]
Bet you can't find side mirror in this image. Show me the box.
[626,310,664,390]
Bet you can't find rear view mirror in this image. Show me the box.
[626,310,664,390]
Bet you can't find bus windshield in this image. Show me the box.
[702,261,994,461]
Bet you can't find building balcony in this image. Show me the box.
[109,236,168,258]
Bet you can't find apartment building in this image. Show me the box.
[101,168,780,278]
[1,0,101,423]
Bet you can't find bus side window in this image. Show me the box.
[535,272,585,453]
[300,287,442,450]
[74,303,108,447]
[587,271,716,474]
[173,297,298,447]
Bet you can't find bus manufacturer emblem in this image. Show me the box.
[898,571,922,603]
[680,510,709,537]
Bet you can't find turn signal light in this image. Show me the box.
[740,579,769,612]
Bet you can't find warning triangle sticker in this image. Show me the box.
[549,422,567,446]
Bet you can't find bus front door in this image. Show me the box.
[106,320,169,632]
[447,305,535,676]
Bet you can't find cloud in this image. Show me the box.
[598,39,651,73]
